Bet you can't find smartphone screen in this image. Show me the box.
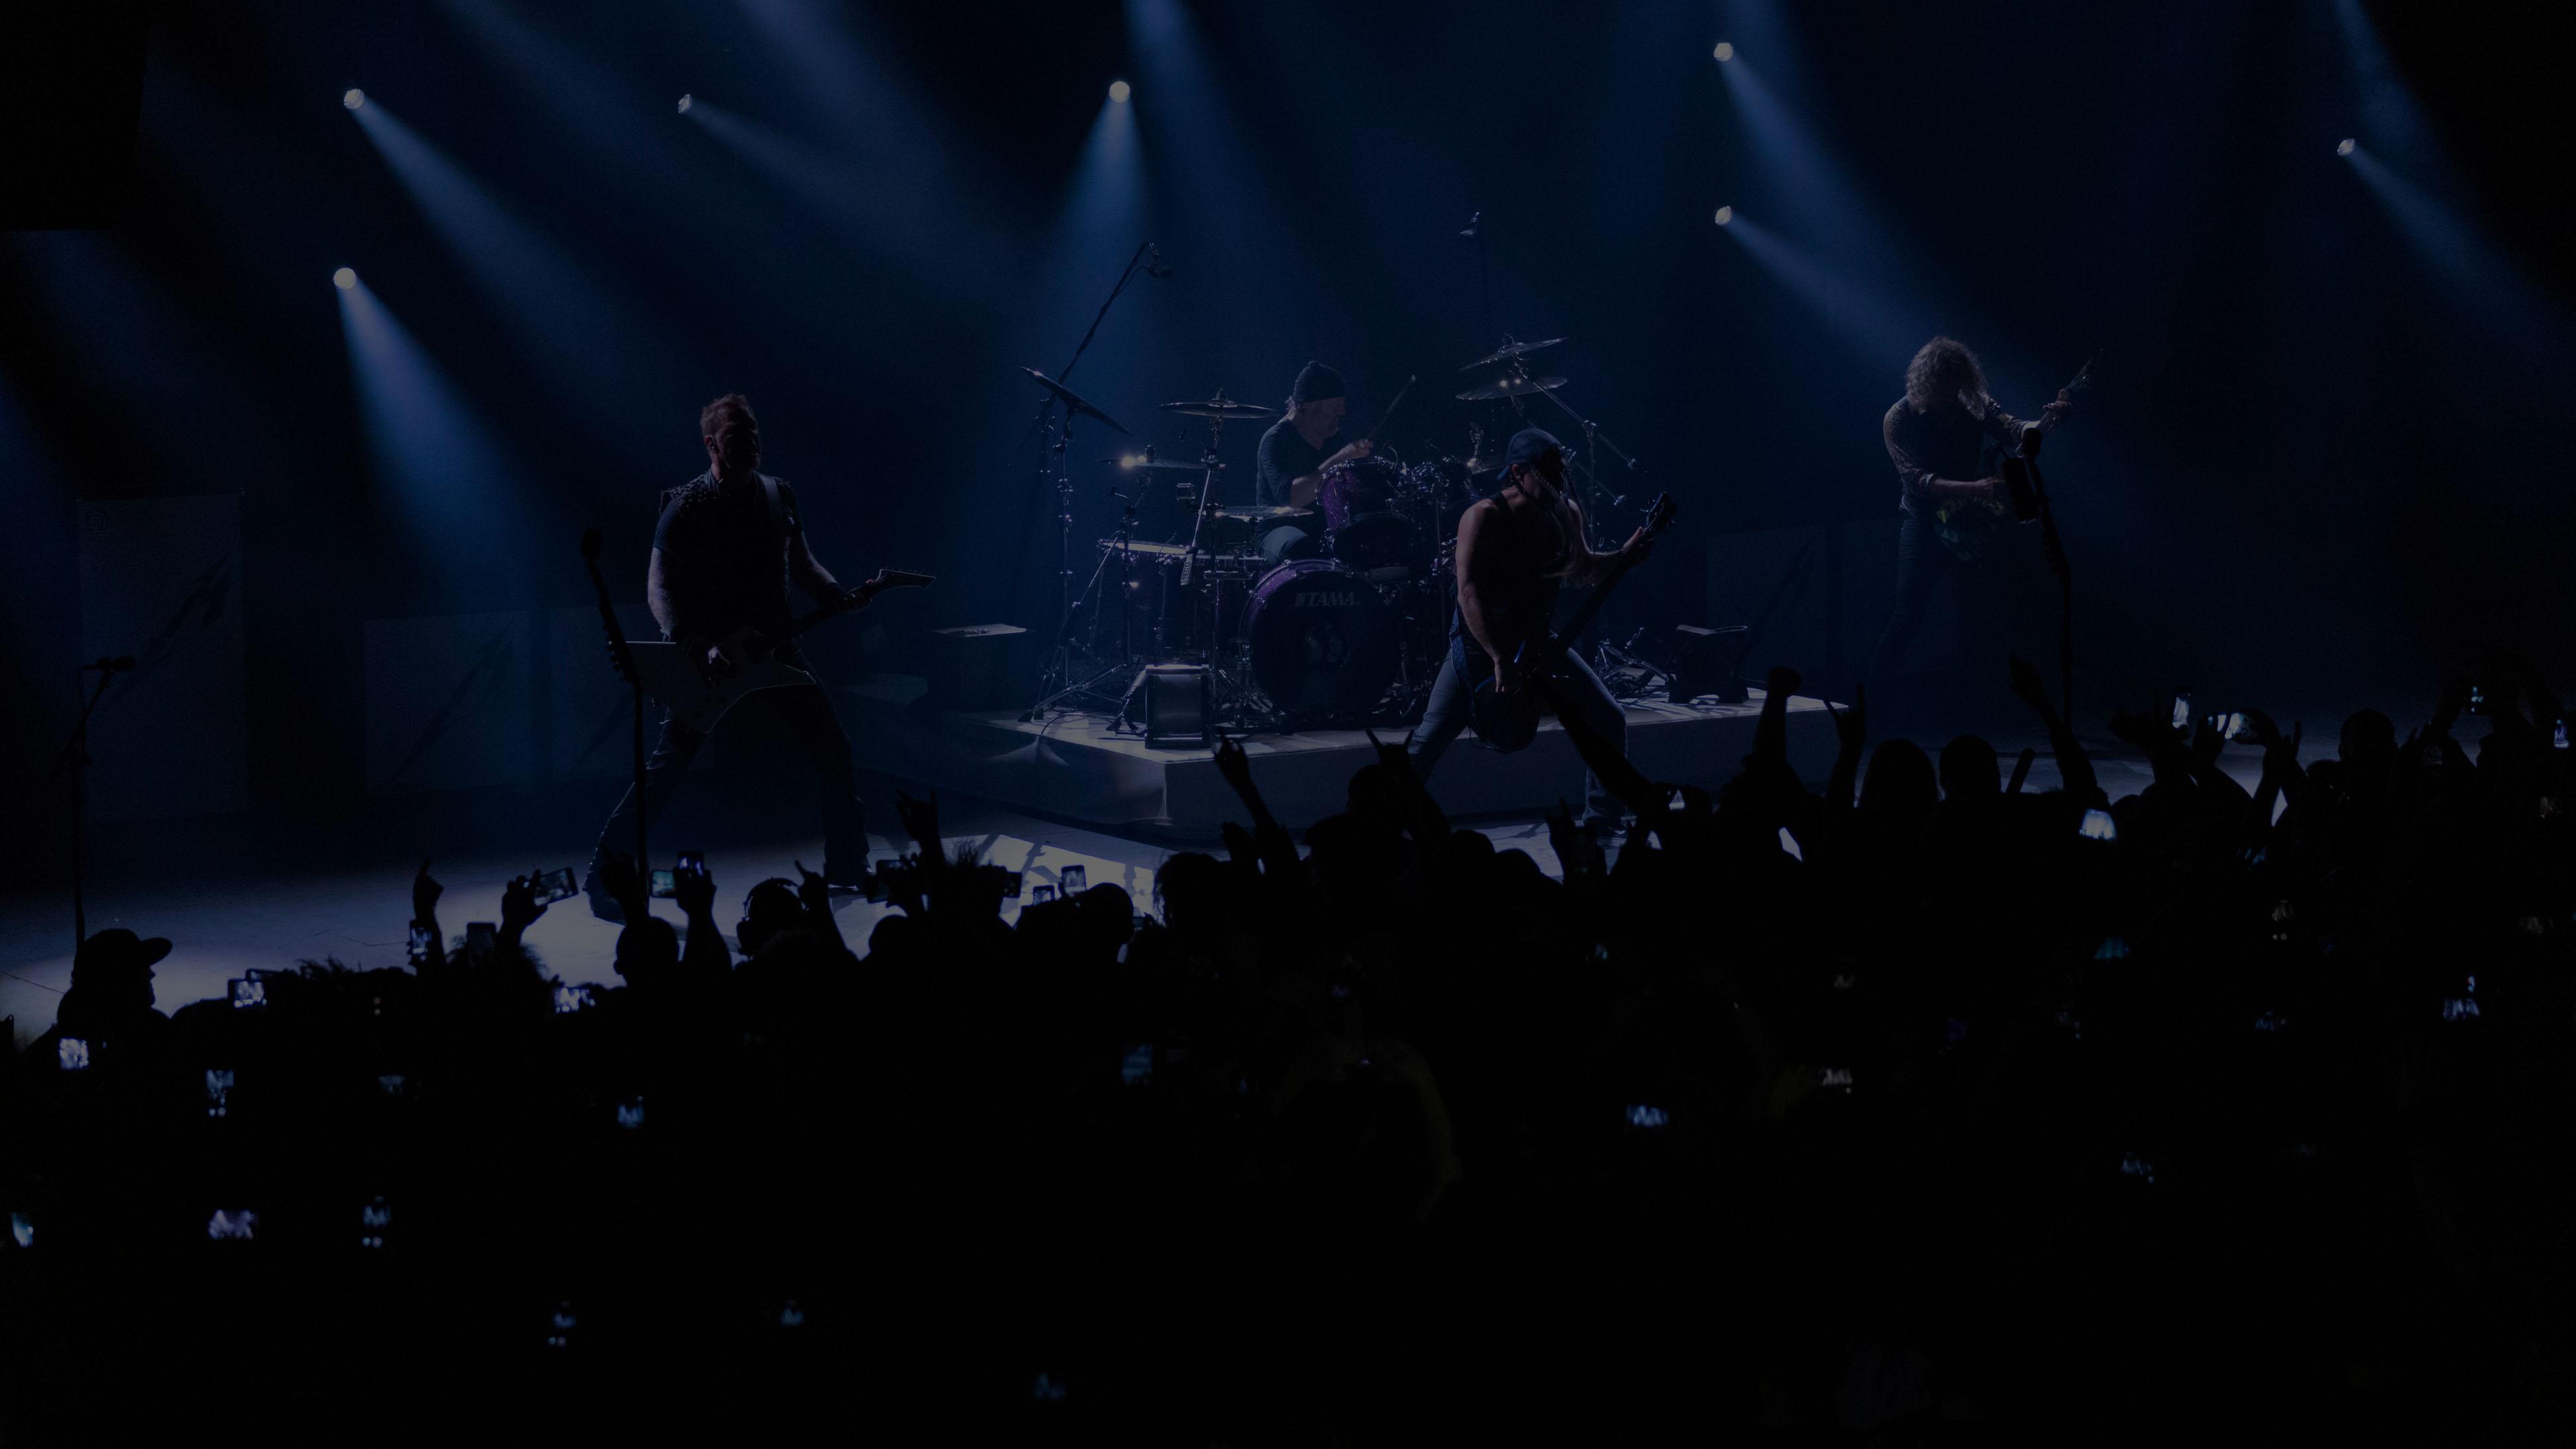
[2169,691,2191,731]
[2465,684,2489,716]
[408,922,433,965]
[229,978,264,1009]
[2080,807,2117,841]
[530,868,578,906]
[1030,884,1057,904]
[1060,864,1087,894]
[676,851,706,881]
[649,870,678,899]
[1004,871,1025,899]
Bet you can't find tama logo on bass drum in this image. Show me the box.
[1294,591,1360,608]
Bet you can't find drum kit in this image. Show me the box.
[1026,333,1643,734]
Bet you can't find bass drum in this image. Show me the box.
[1242,559,1399,721]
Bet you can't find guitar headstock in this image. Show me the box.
[1644,492,1679,535]
[868,569,936,592]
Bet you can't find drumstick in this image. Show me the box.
[1359,374,1417,447]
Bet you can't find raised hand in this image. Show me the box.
[1766,665,1803,699]
[413,858,443,926]
[790,859,829,918]
[499,872,547,947]
[1826,684,1868,753]
[1363,728,1415,784]
[894,790,942,853]
[1212,731,1254,797]
[675,855,718,918]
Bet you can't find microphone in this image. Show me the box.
[83,655,137,674]
[1143,244,1173,279]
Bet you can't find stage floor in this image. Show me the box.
[845,682,1844,837]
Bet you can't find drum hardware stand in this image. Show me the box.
[1034,485,1145,722]
[1024,239,1164,713]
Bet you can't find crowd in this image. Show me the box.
[4,653,2572,1440]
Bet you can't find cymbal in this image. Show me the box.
[1208,504,1313,519]
[1160,396,1279,419]
[1455,375,1565,402]
[1099,455,1218,472]
[1458,336,1564,370]
[1020,366,1130,435]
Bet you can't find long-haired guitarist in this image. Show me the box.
[1405,427,1658,828]
[1859,336,2074,688]
[584,393,870,921]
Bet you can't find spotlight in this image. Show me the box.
[1108,79,1131,103]
[2336,137,2355,156]
[343,89,365,110]
[1712,42,1734,62]
[333,267,357,290]
[1713,205,1733,227]
[677,93,693,115]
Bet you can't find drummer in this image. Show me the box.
[1252,360,1371,562]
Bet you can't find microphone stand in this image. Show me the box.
[1028,240,1158,705]
[49,665,122,953]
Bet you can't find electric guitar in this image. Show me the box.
[1931,352,2096,563]
[1462,492,1679,753]
[629,570,934,733]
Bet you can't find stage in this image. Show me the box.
[838,679,1845,837]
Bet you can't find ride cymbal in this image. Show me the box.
[1454,375,1566,401]
[1458,336,1565,370]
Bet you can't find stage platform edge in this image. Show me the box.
[841,681,1841,839]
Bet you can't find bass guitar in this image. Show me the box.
[629,570,933,733]
[1462,492,1678,753]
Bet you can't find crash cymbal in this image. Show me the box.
[1099,453,1218,472]
[1208,504,1313,519]
[1021,366,1130,435]
[1454,375,1565,402]
[1458,336,1564,370]
[1160,396,1279,419]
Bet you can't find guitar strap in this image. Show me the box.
[759,472,788,540]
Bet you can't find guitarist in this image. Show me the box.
[1405,428,1658,830]
[584,393,871,922]
[1858,335,2074,692]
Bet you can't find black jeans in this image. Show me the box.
[587,657,868,886]
[1861,508,2045,702]
[1407,639,1628,823]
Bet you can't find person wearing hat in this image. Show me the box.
[1252,361,1371,563]
[29,927,176,1072]
[1405,427,1656,828]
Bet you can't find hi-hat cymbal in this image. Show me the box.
[1455,375,1565,402]
[1021,366,1130,435]
[1458,336,1564,370]
[1161,396,1279,419]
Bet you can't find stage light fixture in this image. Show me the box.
[1713,205,1733,226]
[333,267,357,290]
[1108,79,1131,103]
[2336,137,2355,156]
[1713,42,1734,62]
[343,89,365,110]
[677,93,693,115]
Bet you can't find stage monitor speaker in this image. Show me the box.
[928,624,1026,710]
[1670,624,1751,704]
[1143,665,1210,749]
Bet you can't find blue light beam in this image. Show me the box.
[2344,146,2569,362]
[349,97,685,447]
[1721,212,1940,370]
[335,273,531,588]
